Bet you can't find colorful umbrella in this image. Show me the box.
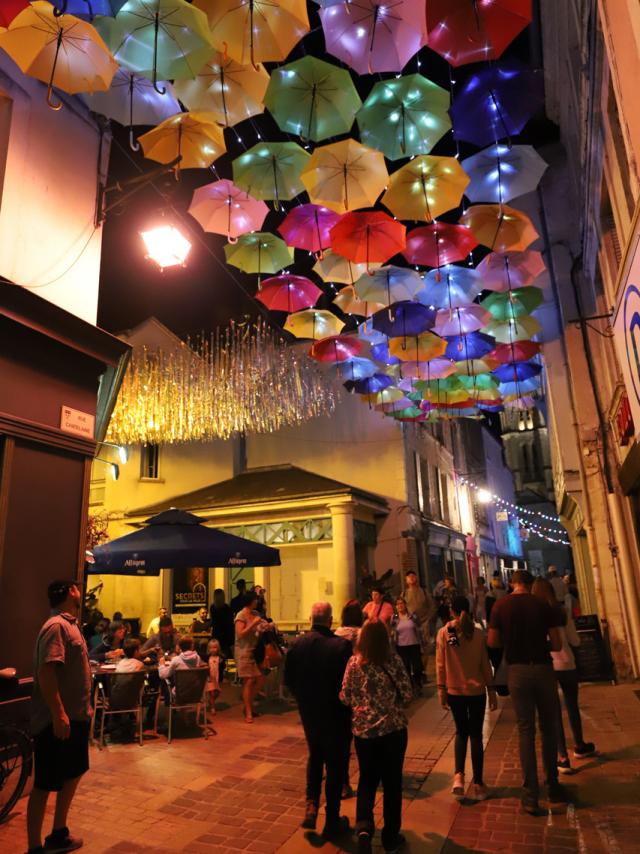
[354,265,422,306]
[333,286,384,317]
[388,405,425,420]
[397,358,456,380]
[301,139,389,214]
[358,317,387,345]
[499,377,541,395]
[484,317,541,343]
[367,387,408,406]
[476,249,545,291]
[503,395,538,410]
[444,332,496,361]
[277,204,341,256]
[188,179,268,241]
[370,342,401,365]
[381,156,470,223]
[481,286,544,320]
[320,0,424,75]
[449,60,544,147]
[52,1,128,15]
[233,141,310,209]
[310,335,362,362]
[255,275,322,312]
[461,204,539,252]
[419,266,482,309]
[453,356,499,376]
[264,55,361,142]
[284,309,345,340]
[224,232,293,276]
[372,302,436,338]
[490,340,541,363]
[389,333,447,362]
[458,373,498,392]
[493,361,542,383]
[434,305,492,337]
[0,0,29,28]
[345,374,394,394]
[331,212,406,268]
[403,222,478,268]
[426,0,532,67]
[0,2,117,109]
[462,144,548,204]
[173,53,268,128]
[138,111,226,171]
[356,74,451,161]
[314,251,381,285]
[196,0,309,67]
[333,356,377,380]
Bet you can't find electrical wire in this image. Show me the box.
[9,220,98,290]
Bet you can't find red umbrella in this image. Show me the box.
[310,335,362,362]
[331,211,406,270]
[403,222,478,269]
[490,340,541,363]
[255,275,322,313]
[0,0,29,28]
[277,204,342,257]
[427,0,532,67]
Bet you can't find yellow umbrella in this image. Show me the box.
[0,1,117,110]
[313,250,381,285]
[364,387,405,406]
[461,204,539,252]
[333,286,384,317]
[453,357,499,376]
[284,309,345,340]
[484,317,541,343]
[173,53,268,128]
[382,156,469,222]
[195,0,309,67]
[389,333,447,362]
[421,388,470,405]
[138,111,226,172]
[300,139,389,214]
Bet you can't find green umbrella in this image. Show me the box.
[389,405,424,419]
[264,55,361,142]
[414,376,464,396]
[458,373,498,391]
[481,286,544,321]
[224,232,293,277]
[233,141,310,210]
[356,74,451,162]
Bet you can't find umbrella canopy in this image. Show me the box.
[278,204,342,256]
[403,222,478,267]
[0,1,29,29]
[301,139,389,214]
[90,508,280,574]
[481,286,544,320]
[493,361,542,383]
[389,332,447,362]
[256,275,322,312]
[366,387,407,406]
[224,232,293,275]
[461,204,539,252]
[476,249,545,291]
[372,301,436,338]
[314,251,381,285]
[264,55,361,142]
[458,373,498,392]
[285,309,345,340]
[310,335,362,362]
[188,179,268,240]
[139,111,226,171]
[173,53,269,128]
[0,2,117,109]
[387,405,425,420]
[320,0,424,75]
[331,212,406,268]
[444,331,496,361]
[332,356,377,380]
[462,144,548,204]
[333,285,384,317]
[370,342,401,366]
[419,266,482,309]
[499,377,541,395]
[354,265,422,306]
[356,74,451,161]
[345,373,394,394]
[453,356,499,375]
[434,305,492,337]
[52,1,128,15]
[358,316,387,345]
[396,357,456,380]
[490,340,541,363]
[233,141,310,208]
[426,0,532,67]
[485,317,541,343]
[381,155,470,222]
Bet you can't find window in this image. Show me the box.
[140,444,160,480]
[440,472,449,523]
[415,453,424,512]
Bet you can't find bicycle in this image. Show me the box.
[0,668,33,823]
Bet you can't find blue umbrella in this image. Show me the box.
[445,332,496,361]
[418,266,482,310]
[478,403,504,413]
[345,373,394,394]
[372,301,436,338]
[493,361,542,383]
[53,0,127,16]
[449,61,544,147]
[370,342,401,366]
[462,144,548,204]
[499,377,541,396]
[332,357,378,381]
[357,317,386,345]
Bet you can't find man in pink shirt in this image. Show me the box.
[363,586,394,628]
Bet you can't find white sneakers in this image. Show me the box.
[451,772,465,800]
[451,774,490,801]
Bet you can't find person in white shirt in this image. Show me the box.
[115,638,145,673]
[159,636,203,684]
[146,606,168,638]
[547,567,567,602]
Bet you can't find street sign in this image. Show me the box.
[495,510,509,522]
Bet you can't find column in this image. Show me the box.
[328,500,356,611]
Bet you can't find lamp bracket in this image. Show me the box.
[96,156,182,225]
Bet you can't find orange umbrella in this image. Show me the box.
[461,204,539,252]
[381,155,469,222]
[333,286,384,317]
[300,139,389,214]
[330,211,406,268]
[388,332,447,362]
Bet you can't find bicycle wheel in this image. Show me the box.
[0,725,32,823]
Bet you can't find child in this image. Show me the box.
[206,639,223,717]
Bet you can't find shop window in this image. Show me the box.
[140,443,160,480]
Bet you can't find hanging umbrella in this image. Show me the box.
[461,204,539,252]
[224,232,293,276]
[0,2,117,109]
[388,405,425,420]
[397,358,456,380]
[95,0,213,94]
[255,275,322,313]
[264,55,361,142]
[372,302,436,338]
[419,266,482,310]
[434,305,492,337]
[0,1,29,29]
[481,286,544,320]
[333,286,384,318]
[52,1,128,16]
[499,377,541,396]
[503,395,538,410]
[453,356,499,376]
[310,335,362,362]
[138,111,226,171]
[484,317,541,343]
[414,375,464,395]
[233,141,310,210]
[345,373,394,394]
[493,361,542,383]
[476,249,545,291]
[426,0,532,67]
[462,144,548,204]
[356,74,451,161]
[458,373,499,392]
[370,342,401,366]
[278,204,342,256]
[196,0,309,67]
[188,179,268,241]
[490,340,541,363]
[331,212,406,269]
[354,265,422,306]
[314,250,381,285]
[388,332,447,362]
[382,156,470,223]
[366,387,408,406]
[332,356,377,380]
[403,222,478,268]
[320,0,424,75]
[444,331,496,361]
[301,139,389,214]
[284,309,345,340]
[358,317,387,345]
[173,53,268,128]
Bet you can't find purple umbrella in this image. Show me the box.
[444,332,496,361]
[278,204,342,256]
[372,301,436,338]
[493,361,542,383]
[345,373,394,394]
[449,61,544,147]
[370,342,401,365]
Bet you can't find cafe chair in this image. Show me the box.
[90,671,146,750]
[167,666,210,744]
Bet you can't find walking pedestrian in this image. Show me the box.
[471,577,488,628]
[547,566,567,603]
[340,621,413,853]
[485,573,507,624]
[436,577,458,627]
[27,580,92,854]
[392,597,424,696]
[284,603,352,839]
[335,599,364,649]
[363,585,394,628]
[436,595,497,801]
[404,569,435,675]
[234,591,266,723]
[488,569,566,814]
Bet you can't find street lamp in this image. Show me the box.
[476,488,492,504]
[141,224,192,271]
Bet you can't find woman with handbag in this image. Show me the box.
[234,591,266,723]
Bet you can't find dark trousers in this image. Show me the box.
[508,664,558,802]
[354,727,408,845]
[300,711,350,823]
[447,694,486,783]
[555,669,585,756]
[397,644,423,688]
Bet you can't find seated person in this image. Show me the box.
[159,636,203,685]
[115,637,145,673]
[88,618,109,651]
[140,615,179,660]
[92,620,126,663]
[146,606,168,638]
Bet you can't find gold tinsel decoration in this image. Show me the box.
[106,320,337,444]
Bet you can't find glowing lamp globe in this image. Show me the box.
[476,488,493,504]
[141,225,191,270]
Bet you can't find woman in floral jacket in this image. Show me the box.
[340,620,413,854]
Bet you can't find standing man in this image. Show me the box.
[27,580,92,854]
[229,579,247,617]
[284,602,352,840]
[488,570,566,814]
[404,570,435,674]
[209,588,235,658]
[547,566,567,603]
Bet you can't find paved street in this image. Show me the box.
[1,679,638,854]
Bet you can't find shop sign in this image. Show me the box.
[60,405,94,438]
[613,223,640,440]
[172,566,208,612]
[495,510,509,522]
[614,393,634,446]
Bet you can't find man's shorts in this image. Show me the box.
[33,720,90,792]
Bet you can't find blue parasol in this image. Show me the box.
[372,301,436,338]
[444,331,496,361]
[492,361,542,383]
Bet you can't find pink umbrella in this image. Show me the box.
[403,222,479,269]
[310,335,363,362]
[188,179,268,241]
[277,204,342,257]
[396,357,457,380]
[476,250,546,292]
[433,305,492,336]
[320,0,425,75]
[255,275,322,313]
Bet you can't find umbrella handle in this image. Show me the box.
[46,30,64,112]
[152,13,166,96]
[227,234,238,245]
[53,1,67,16]
[129,126,140,152]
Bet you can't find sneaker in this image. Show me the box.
[321,816,350,840]
[357,830,372,853]
[471,783,490,801]
[573,742,596,758]
[521,798,541,816]
[451,772,465,800]
[301,801,318,830]
[342,783,355,799]
[383,832,406,853]
[557,758,574,775]
[43,829,83,853]
[547,782,570,803]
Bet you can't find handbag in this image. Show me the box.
[381,665,405,706]
[263,640,283,669]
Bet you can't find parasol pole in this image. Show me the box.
[152,11,167,95]
[46,29,64,110]
[128,74,140,151]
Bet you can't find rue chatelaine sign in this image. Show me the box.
[613,212,640,442]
